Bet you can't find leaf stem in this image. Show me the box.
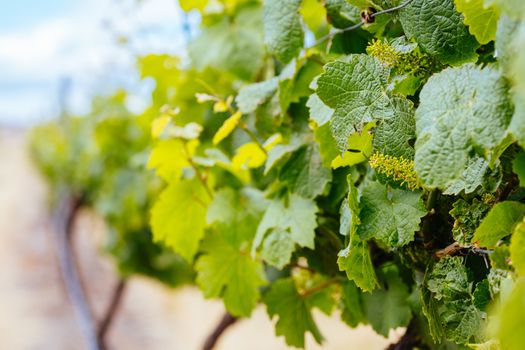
[425,189,438,211]
[183,141,214,200]
[300,276,342,298]
[240,123,267,155]
[420,189,439,240]
[309,0,415,48]
[196,78,219,97]
[190,158,214,200]
[371,0,415,17]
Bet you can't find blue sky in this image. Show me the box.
[0,0,74,31]
[0,0,189,126]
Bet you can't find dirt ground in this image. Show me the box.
[0,128,402,350]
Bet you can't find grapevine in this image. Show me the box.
[30,0,525,349]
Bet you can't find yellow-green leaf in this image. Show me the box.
[510,218,525,276]
[263,133,283,151]
[151,115,171,138]
[472,201,525,248]
[496,277,525,350]
[455,0,500,44]
[148,139,198,182]
[213,111,242,145]
[179,0,208,12]
[213,96,233,113]
[150,179,210,262]
[232,142,267,169]
[331,122,374,169]
[300,0,327,32]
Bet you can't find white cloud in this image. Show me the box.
[0,0,186,126]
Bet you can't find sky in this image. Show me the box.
[0,0,192,126]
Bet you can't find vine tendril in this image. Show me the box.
[308,0,415,49]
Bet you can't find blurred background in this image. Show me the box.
[0,1,400,348]
[0,0,195,127]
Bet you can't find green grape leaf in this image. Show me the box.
[307,93,333,126]
[288,56,324,103]
[190,6,264,80]
[338,177,378,292]
[339,175,361,236]
[421,282,445,342]
[324,0,360,29]
[468,340,502,350]
[414,64,513,190]
[373,97,416,159]
[150,179,209,262]
[260,228,295,269]
[496,277,525,350]
[427,257,471,300]
[449,198,491,246]
[490,246,511,271]
[314,123,339,168]
[263,0,304,63]
[340,280,365,327]
[399,0,480,65]
[339,198,352,236]
[391,74,422,97]
[306,282,336,316]
[277,60,300,113]
[425,257,484,344]
[512,151,525,187]
[236,60,303,116]
[264,141,303,175]
[473,201,525,248]
[316,55,393,153]
[347,175,360,215]
[337,236,378,292]
[363,265,412,337]
[255,194,318,249]
[510,218,525,276]
[443,302,484,344]
[148,139,197,182]
[473,279,491,311]
[236,78,279,114]
[263,278,325,347]
[279,144,332,199]
[442,156,494,195]
[206,188,267,229]
[254,194,318,267]
[197,188,267,316]
[357,181,426,248]
[488,268,513,298]
[455,0,500,44]
[196,231,266,317]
